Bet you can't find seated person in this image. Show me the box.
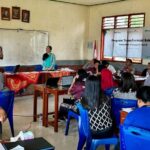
[124,86,150,130]
[122,59,135,74]
[102,60,116,75]
[82,58,97,74]
[113,72,137,100]
[141,62,150,77]
[59,69,89,119]
[93,59,101,75]
[81,75,113,138]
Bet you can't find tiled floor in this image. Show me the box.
[1,95,115,150]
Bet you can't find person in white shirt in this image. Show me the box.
[102,60,116,75]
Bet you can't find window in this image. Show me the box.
[101,13,145,63]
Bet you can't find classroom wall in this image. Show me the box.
[0,0,89,62]
[88,0,150,64]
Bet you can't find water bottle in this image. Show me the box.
[38,115,42,127]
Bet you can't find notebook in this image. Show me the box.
[46,77,59,88]
[61,76,74,87]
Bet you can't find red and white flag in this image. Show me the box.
[93,40,98,59]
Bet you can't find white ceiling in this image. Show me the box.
[50,0,126,6]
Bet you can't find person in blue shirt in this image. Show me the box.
[42,45,56,70]
[124,86,150,130]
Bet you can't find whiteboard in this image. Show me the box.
[0,29,49,66]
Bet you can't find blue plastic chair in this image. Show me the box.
[34,64,43,71]
[104,87,115,97]
[120,125,150,150]
[65,110,79,135]
[0,90,15,136]
[111,98,137,127]
[76,103,118,150]
[4,66,16,73]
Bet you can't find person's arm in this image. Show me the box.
[0,107,6,122]
[68,75,78,95]
[48,53,56,70]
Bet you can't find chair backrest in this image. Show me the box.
[34,64,43,71]
[104,87,115,97]
[76,103,91,138]
[111,98,137,127]
[4,66,16,73]
[120,125,150,150]
[0,91,15,115]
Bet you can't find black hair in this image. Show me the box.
[93,59,100,64]
[136,86,150,103]
[81,75,107,110]
[102,60,109,66]
[126,59,132,64]
[47,45,52,51]
[76,69,89,81]
[119,72,137,92]
[42,53,49,61]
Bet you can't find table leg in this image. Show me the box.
[33,90,37,122]
[54,92,59,132]
[43,92,48,127]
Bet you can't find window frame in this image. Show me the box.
[100,13,145,63]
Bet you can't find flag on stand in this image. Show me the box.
[93,40,98,59]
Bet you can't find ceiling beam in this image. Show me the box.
[49,0,127,6]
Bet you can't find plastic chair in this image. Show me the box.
[0,90,15,136]
[120,125,150,150]
[76,103,118,150]
[34,64,43,71]
[104,87,115,97]
[111,98,137,127]
[4,66,16,73]
[65,110,79,135]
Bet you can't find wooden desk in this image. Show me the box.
[33,84,68,132]
[33,84,46,126]
[45,86,68,132]
[120,111,128,124]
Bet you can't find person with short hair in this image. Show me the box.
[42,45,56,70]
[124,86,150,130]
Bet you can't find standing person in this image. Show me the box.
[0,46,3,59]
[124,86,150,130]
[81,75,113,138]
[42,45,56,70]
[102,60,116,75]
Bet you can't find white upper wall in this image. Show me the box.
[0,0,89,60]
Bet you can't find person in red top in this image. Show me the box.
[98,64,116,91]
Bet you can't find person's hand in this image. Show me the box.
[0,108,7,122]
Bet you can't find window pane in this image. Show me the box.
[103,17,114,29]
[130,14,144,28]
[116,16,128,28]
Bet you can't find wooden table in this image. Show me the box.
[33,84,68,132]
[120,111,128,124]
[44,86,68,132]
[33,84,47,126]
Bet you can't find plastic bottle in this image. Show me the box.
[38,115,42,127]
